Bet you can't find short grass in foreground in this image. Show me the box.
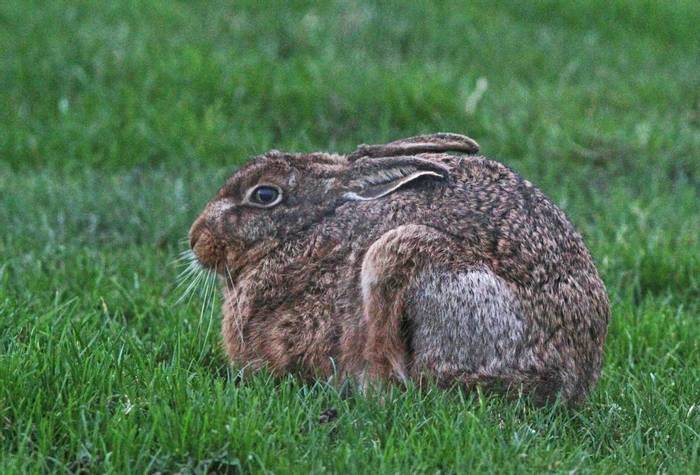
[1,0,699,473]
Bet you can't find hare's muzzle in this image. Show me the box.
[189,217,226,272]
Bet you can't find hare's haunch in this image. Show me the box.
[189,133,610,404]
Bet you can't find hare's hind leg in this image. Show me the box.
[360,224,529,388]
[408,269,527,383]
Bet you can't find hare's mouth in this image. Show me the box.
[190,228,227,271]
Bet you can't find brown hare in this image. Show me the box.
[188,133,610,404]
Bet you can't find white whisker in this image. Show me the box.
[175,263,206,305]
[175,261,198,282]
[171,241,226,366]
[199,271,213,323]
[225,265,245,345]
[195,268,220,363]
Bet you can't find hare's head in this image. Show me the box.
[188,133,478,275]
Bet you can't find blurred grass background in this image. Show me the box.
[1,0,699,473]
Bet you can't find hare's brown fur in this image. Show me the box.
[189,134,610,404]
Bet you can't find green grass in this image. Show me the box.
[1,0,699,472]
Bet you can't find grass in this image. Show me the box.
[1,0,699,472]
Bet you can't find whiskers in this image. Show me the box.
[173,247,220,313]
[173,248,212,305]
[172,245,221,363]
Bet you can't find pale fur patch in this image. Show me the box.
[350,167,417,187]
[409,270,532,376]
[344,170,443,201]
[360,254,380,303]
[208,198,235,219]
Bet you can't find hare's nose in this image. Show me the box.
[189,233,199,250]
[188,215,209,250]
[189,199,235,249]
[189,226,224,270]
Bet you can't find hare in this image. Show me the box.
[188,133,610,404]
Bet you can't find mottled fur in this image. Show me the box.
[189,133,610,404]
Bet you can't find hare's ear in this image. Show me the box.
[348,132,479,161]
[343,156,449,201]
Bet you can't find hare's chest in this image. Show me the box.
[221,265,345,377]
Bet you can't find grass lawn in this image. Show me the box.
[1,0,699,472]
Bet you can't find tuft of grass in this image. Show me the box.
[1,0,699,472]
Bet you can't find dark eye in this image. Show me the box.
[249,185,281,206]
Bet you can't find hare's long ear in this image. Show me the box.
[348,132,479,161]
[343,156,449,201]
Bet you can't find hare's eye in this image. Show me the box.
[247,185,282,207]
[253,186,279,203]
